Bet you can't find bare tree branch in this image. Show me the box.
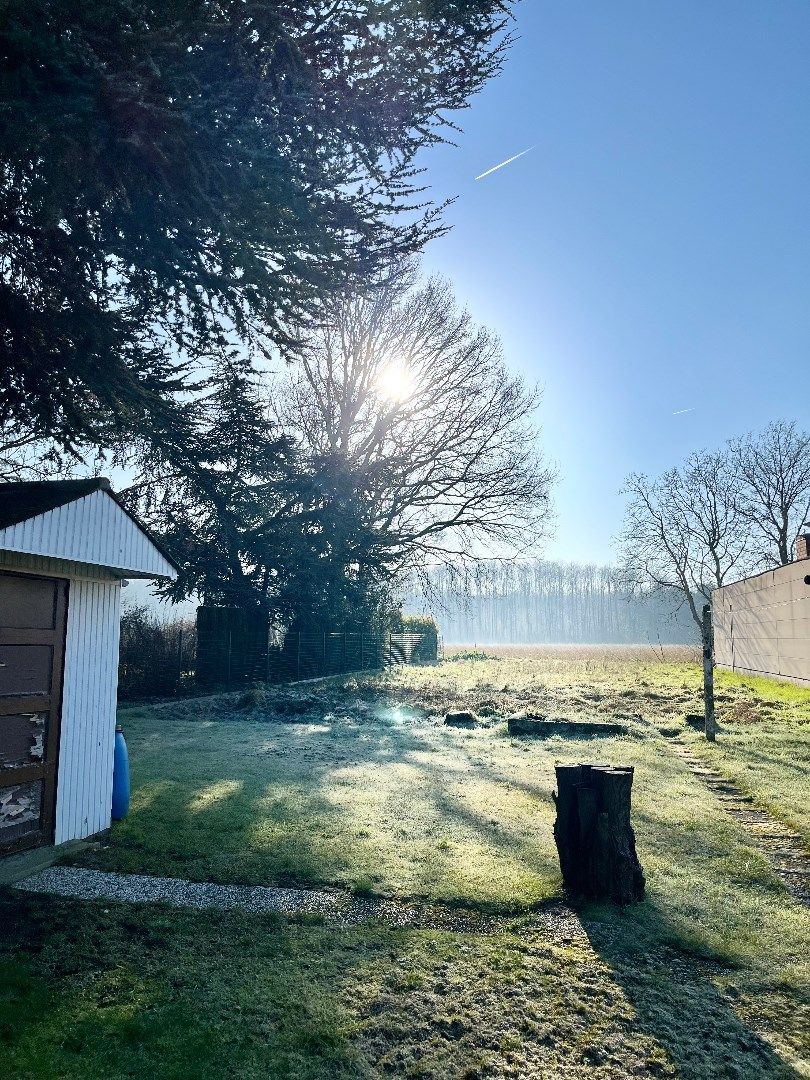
[273,264,555,578]
[728,420,810,566]
[617,451,754,628]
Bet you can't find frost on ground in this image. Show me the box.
[2,647,808,1078]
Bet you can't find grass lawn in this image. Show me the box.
[2,647,809,1078]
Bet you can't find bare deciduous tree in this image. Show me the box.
[405,558,697,644]
[618,451,752,627]
[728,420,810,566]
[275,266,554,578]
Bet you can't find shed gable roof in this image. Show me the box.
[0,477,111,530]
[0,479,178,579]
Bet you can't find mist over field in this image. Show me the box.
[406,561,698,646]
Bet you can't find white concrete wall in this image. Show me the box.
[713,560,810,686]
[55,577,122,843]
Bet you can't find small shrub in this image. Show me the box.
[448,649,499,663]
[118,604,196,700]
[351,876,377,898]
[236,684,270,710]
[396,614,440,663]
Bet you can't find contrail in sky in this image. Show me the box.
[474,146,535,181]
[672,407,695,415]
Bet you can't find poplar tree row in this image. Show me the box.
[409,560,697,645]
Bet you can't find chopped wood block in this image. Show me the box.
[444,711,478,728]
[552,763,645,905]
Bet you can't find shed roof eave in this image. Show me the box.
[0,538,178,581]
[0,487,178,580]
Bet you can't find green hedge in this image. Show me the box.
[397,614,439,663]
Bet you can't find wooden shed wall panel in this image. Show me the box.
[55,578,121,844]
[0,490,175,579]
[0,549,118,582]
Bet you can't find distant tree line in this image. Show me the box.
[619,420,810,627]
[407,561,697,645]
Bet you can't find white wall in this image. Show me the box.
[713,560,810,686]
[55,577,122,843]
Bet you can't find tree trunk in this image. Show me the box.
[702,603,716,741]
[553,764,645,904]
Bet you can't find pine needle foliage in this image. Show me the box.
[0,0,512,452]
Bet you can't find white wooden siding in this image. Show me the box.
[0,489,175,579]
[55,577,122,843]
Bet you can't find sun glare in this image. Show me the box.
[375,362,416,403]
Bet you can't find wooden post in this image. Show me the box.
[702,603,716,742]
[296,631,301,681]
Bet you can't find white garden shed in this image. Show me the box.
[0,478,177,856]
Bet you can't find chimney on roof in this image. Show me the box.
[796,526,810,561]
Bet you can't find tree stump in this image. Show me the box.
[552,763,645,904]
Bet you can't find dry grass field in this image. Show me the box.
[2,647,808,1078]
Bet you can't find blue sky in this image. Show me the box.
[417,1,810,564]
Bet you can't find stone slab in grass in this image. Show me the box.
[444,710,479,728]
[507,715,629,737]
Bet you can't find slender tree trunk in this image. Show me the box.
[702,603,716,741]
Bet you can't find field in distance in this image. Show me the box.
[443,643,699,662]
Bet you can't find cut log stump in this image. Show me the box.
[552,763,645,904]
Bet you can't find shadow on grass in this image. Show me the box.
[578,899,805,1080]
[75,701,569,906]
[0,890,369,1080]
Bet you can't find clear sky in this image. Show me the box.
[417,1,810,564]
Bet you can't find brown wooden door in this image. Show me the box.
[0,571,68,855]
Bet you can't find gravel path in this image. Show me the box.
[14,866,582,936]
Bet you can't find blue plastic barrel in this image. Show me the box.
[111,725,130,821]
